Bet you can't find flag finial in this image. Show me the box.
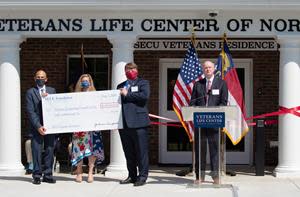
[190,26,197,48]
[223,33,227,42]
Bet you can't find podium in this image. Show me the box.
[182,106,240,186]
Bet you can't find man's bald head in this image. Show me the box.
[202,61,215,79]
[35,70,47,78]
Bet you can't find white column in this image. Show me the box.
[274,36,300,177]
[0,35,24,175]
[106,34,137,174]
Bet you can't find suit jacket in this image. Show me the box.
[26,86,56,136]
[117,77,150,128]
[190,76,228,107]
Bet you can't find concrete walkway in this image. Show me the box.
[1,166,300,197]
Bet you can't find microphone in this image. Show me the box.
[189,95,206,104]
[189,89,211,104]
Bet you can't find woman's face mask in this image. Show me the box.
[81,80,90,88]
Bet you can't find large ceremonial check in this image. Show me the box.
[42,90,123,134]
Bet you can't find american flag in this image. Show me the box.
[172,42,203,141]
[216,38,249,145]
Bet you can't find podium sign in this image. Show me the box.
[194,112,225,128]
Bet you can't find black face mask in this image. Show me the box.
[35,79,46,87]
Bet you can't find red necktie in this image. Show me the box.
[206,80,211,106]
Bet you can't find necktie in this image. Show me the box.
[206,80,212,93]
[206,80,211,106]
[40,88,45,96]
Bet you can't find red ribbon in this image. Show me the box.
[150,121,182,128]
[247,119,278,127]
[279,106,300,117]
[149,106,300,128]
[246,106,300,121]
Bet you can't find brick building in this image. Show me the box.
[0,0,299,178]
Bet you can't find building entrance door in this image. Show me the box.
[158,58,253,164]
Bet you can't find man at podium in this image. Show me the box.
[190,60,228,184]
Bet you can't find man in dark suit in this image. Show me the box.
[190,61,228,184]
[117,62,150,187]
[26,70,56,185]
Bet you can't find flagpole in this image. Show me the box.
[80,44,88,74]
[221,33,227,79]
[81,44,84,74]
[190,27,196,178]
[220,33,236,177]
[219,33,227,176]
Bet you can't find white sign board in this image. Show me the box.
[42,90,123,134]
[134,39,278,51]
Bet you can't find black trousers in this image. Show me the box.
[194,128,220,180]
[119,127,149,182]
[31,133,55,179]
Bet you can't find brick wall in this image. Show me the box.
[19,38,279,166]
[20,38,112,165]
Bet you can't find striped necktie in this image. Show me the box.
[40,88,45,96]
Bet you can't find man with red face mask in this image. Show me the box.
[117,62,150,187]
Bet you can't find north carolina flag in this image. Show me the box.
[216,37,249,145]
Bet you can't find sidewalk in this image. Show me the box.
[1,166,300,197]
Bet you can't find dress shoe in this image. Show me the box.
[133,180,146,187]
[176,168,191,176]
[42,177,56,184]
[176,165,193,176]
[32,178,41,185]
[119,177,136,184]
[25,169,33,175]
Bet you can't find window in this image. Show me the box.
[67,55,110,91]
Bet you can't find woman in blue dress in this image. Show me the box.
[71,74,105,183]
